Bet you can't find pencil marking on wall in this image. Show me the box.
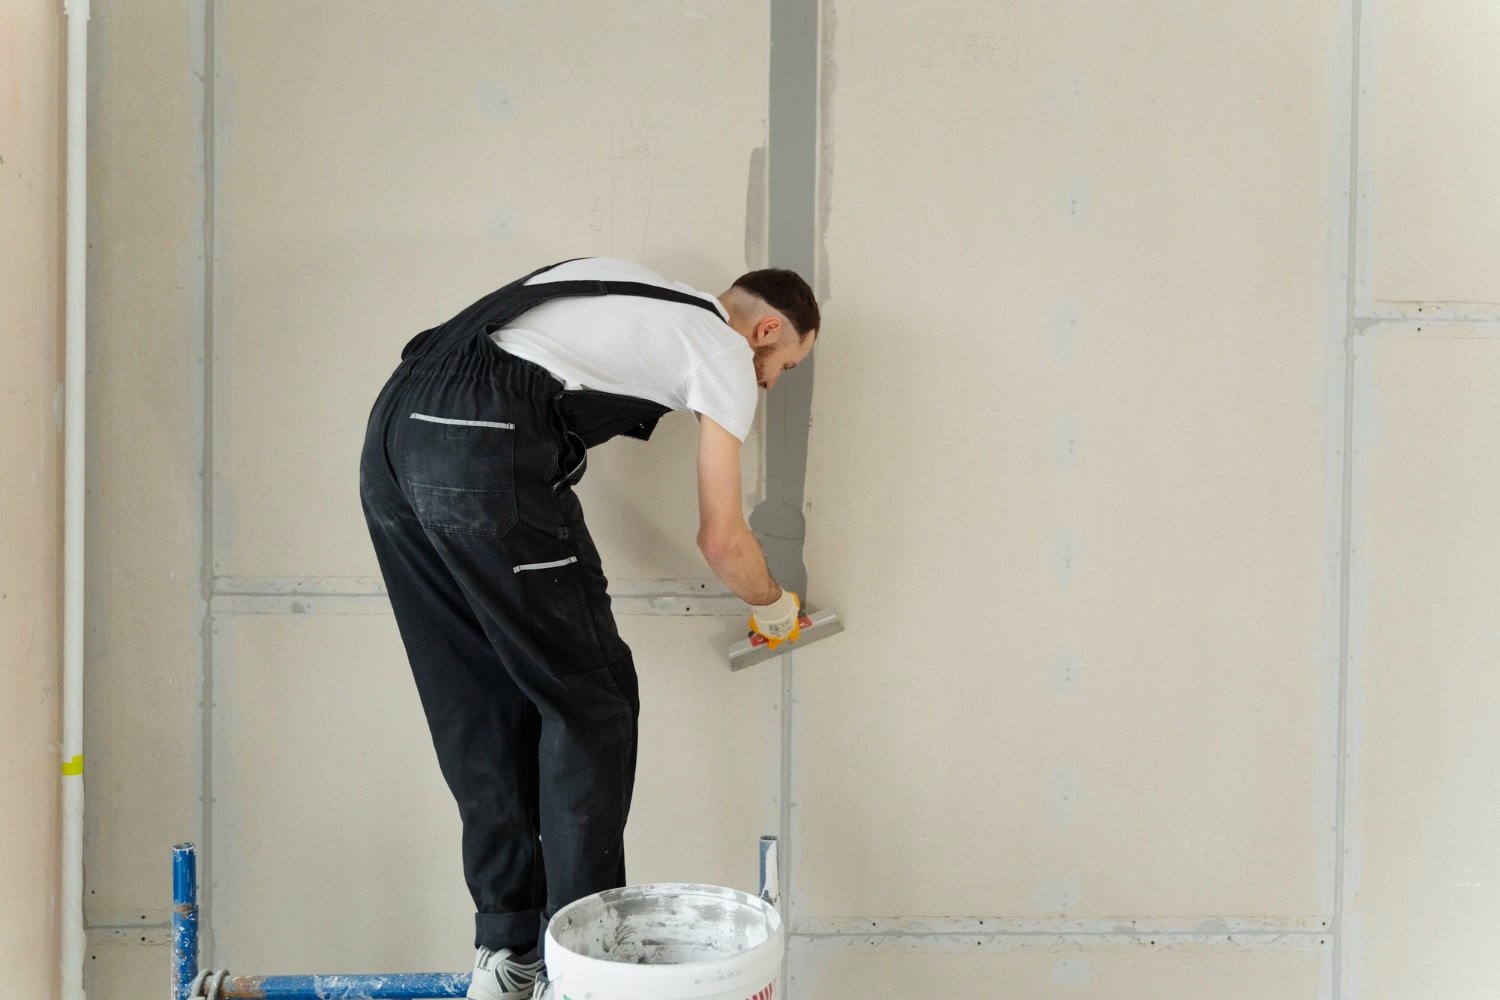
[588,122,664,259]
[846,6,1025,75]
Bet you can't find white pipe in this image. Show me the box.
[61,1,91,998]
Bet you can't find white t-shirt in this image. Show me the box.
[488,258,758,442]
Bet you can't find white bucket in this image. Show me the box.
[543,883,783,1000]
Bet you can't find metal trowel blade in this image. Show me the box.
[726,608,844,671]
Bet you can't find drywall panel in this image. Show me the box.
[0,2,64,995]
[216,1,769,579]
[213,612,776,971]
[211,613,471,972]
[84,939,167,1000]
[621,614,781,892]
[1363,0,1500,305]
[798,1,1338,916]
[1348,334,1500,1000]
[792,949,1325,1000]
[83,0,204,915]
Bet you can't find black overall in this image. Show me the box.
[358,261,727,959]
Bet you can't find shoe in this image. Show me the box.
[466,946,545,1000]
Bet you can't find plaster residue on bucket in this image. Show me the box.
[553,886,775,966]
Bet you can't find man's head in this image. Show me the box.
[718,268,820,391]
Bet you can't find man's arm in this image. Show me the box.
[695,414,782,606]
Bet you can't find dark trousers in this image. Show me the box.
[359,335,639,958]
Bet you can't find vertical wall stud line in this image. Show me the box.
[766,3,822,995]
[196,0,221,966]
[1335,0,1369,997]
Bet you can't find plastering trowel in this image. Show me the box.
[726,606,844,671]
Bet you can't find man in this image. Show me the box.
[358,256,819,1000]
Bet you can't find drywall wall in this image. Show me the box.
[802,0,1337,913]
[202,0,773,978]
[0,2,64,996]
[79,1,1500,997]
[81,0,208,994]
[1343,1,1500,995]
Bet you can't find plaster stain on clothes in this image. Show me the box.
[476,82,516,122]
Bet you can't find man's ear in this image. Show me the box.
[753,315,782,345]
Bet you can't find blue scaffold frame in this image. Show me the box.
[170,837,781,999]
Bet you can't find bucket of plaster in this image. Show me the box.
[543,883,782,1000]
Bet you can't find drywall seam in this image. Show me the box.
[796,915,1331,935]
[1335,1,1373,997]
[788,925,1332,955]
[1357,301,1500,323]
[764,6,821,983]
[754,0,819,601]
[188,0,221,966]
[205,577,743,616]
[86,927,173,947]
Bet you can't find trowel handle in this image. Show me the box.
[746,612,814,649]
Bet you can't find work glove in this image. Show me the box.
[748,589,802,649]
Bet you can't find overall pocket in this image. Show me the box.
[403,412,518,537]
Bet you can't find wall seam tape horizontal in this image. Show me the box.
[1355,300,1500,323]
[786,928,1331,955]
[208,576,743,616]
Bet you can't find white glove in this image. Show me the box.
[749,589,802,646]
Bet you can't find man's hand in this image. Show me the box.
[749,589,802,648]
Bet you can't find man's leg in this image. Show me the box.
[417,507,641,957]
[361,493,546,954]
[370,370,641,959]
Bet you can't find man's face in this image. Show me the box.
[752,325,817,391]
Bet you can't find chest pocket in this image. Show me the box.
[402,412,518,538]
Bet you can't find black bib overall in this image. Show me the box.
[358,261,727,960]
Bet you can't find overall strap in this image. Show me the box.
[409,262,725,360]
[509,279,727,323]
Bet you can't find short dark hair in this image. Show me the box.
[731,268,820,341]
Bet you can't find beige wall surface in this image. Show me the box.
[199,0,774,984]
[216,0,766,581]
[79,1,1500,998]
[801,0,1337,921]
[82,0,204,974]
[0,2,64,996]
[794,950,1327,999]
[1348,337,1500,999]
[1363,0,1500,307]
